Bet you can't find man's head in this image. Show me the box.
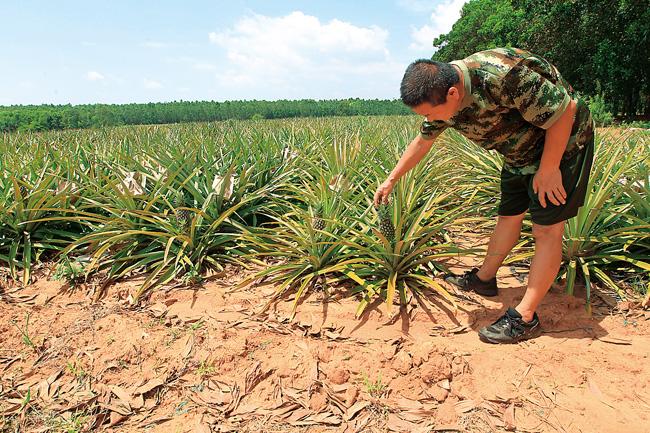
[400,59,463,122]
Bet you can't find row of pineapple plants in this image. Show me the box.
[1,117,648,312]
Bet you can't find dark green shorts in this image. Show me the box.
[498,136,595,226]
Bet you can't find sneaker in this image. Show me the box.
[445,267,498,297]
[478,307,542,344]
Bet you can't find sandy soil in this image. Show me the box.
[1,236,649,433]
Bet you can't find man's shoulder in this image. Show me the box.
[459,47,564,99]
[461,47,531,76]
[452,48,530,99]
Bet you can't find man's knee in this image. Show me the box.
[498,211,527,224]
[532,221,565,240]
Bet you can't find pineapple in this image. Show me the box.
[312,203,325,231]
[377,202,395,242]
[174,191,190,228]
[17,177,28,199]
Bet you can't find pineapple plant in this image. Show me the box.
[312,202,325,231]
[174,191,190,228]
[376,200,395,242]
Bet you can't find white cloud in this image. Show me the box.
[409,0,467,52]
[143,79,162,89]
[207,11,402,99]
[410,25,436,51]
[86,71,105,81]
[209,11,388,56]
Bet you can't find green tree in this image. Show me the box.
[431,0,649,118]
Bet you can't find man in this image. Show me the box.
[374,47,594,344]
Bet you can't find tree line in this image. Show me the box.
[0,99,410,132]
[431,0,649,118]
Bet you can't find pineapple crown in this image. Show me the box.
[174,190,186,207]
[375,199,393,220]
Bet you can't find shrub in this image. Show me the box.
[588,94,614,126]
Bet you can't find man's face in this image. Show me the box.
[411,86,462,122]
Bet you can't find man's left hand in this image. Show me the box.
[532,166,566,208]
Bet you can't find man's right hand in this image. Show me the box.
[374,179,395,206]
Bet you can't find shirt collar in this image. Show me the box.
[450,60,473,111]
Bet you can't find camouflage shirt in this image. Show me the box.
[420,47,594,174]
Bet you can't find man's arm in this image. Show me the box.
[540,99,576,170]
[374,134,434,206]
[388,133,435,183]
[533,99,577,208]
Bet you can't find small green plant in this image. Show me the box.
[196,360,216,377]
[174,401,189,416]
[180,266,203,286]
[360,371,387,398]
[20,388,31,411]
[53,254,87,285]
[66,360,87,381]
[11,313,37,352]
[189,320,204,331]
[624,274,649,297]
[47,410,90,433]
[166,328,181,346]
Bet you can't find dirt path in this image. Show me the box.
[1,240,649,433]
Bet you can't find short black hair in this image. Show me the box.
[400,59,460,107]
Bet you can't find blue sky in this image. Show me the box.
[0,0,467,105]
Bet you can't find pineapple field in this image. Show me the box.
[1,116,649,433]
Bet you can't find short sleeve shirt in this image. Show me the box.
[420,47,594,174]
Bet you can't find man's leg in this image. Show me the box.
[477,220,564,343]
[515,221,565,322]
[476,212,527,282]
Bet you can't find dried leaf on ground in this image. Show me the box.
[224,383,242,415]
[587,377,615,408]
[596,336,632,345]
[387,413,419,432]
[454,399,477,414]
[139,415,173,427]
[109,385,132,405]
[182,333,194,359]
[108,412,127,427]
[503,402,515,431]
[345,400,370,421]
[134,377,165,395]
[244,361,274,394]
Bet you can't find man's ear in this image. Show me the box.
[447,86,460,100]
